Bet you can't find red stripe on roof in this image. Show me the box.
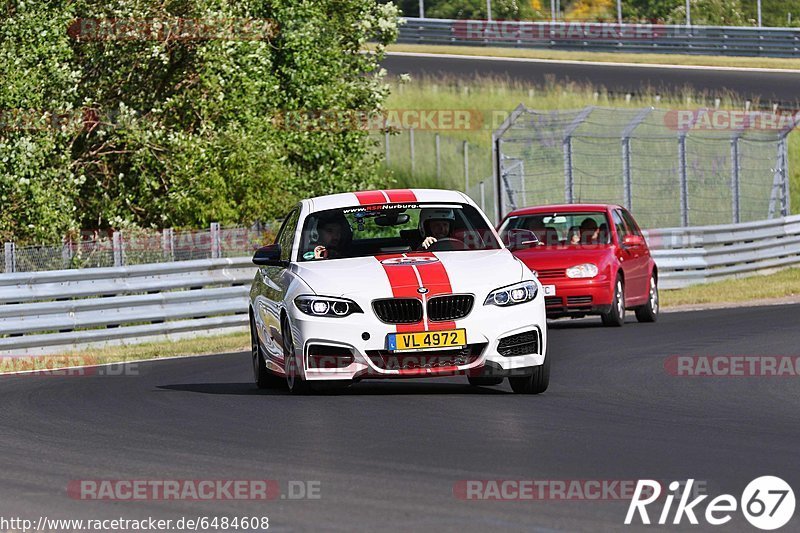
[384,189,417,203]
[354,191,387,205]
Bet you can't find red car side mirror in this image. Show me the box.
[622,234,645,247]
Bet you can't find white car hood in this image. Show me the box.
[291,250,527,299]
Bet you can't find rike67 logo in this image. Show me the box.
[625,477,795,530]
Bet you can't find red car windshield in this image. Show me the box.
[501,212,612,247]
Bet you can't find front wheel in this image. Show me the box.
[252,317,284,389]
[635,274,659,323]
[600,277,625,327]
[508,356,550,394]
[283,319,310,395]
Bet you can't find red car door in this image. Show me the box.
[612,208,648,305]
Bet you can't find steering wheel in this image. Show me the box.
[428,238,466,251]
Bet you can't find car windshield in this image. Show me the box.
[501,212,611,247]
[298,203,500,261]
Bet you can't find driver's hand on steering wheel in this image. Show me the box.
[421,236,437,250]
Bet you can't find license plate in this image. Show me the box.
[543,284,557,296]
[387,329,466,351]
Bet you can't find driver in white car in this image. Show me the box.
[418,208,456,250]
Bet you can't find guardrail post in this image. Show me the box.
[730,136,741,224]
[4,242,15,273]
[480,181,486,213]
[112,231,124,267]
[162,228,175,262]
[210,222,221,259]
[463,141,469,192]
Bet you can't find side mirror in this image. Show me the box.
[503,229,541,251]
[622,234,645,247]
[253,244,284,266]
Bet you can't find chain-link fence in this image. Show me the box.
[379,129,497,217]
[3,223,275,274]
[494,105,793,228]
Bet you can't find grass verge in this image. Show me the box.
[387,43,800,70]
[661,268,800,307]
[0,330,249,374]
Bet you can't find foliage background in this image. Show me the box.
[0,0,400,243]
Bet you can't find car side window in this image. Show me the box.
[620,209,643,237]
[613,210,630,241]
[276,209,300,262]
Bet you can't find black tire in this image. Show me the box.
[635,274,659,323]
[508,356,550,394]
[283,319,310,395]
[251,317,284,389]
[467,376,504,387]
[601,276,625,327]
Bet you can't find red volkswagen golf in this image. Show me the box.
[498,204,658,326]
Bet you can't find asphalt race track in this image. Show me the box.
[1,304,799,532]
[382,53,800,105]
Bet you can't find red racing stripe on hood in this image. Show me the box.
[413,252,456,331]
[375,254,422,333]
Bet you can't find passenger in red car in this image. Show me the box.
[579,218,600,244]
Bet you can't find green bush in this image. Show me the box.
[0,0,400,243]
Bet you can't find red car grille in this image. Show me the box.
[536,269,564,279]
[567,296,593,306]
[545,296,562,307]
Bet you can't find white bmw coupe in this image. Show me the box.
[248,189,548,394]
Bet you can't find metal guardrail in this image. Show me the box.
[2,216,799,354]
[399,18,800,57]
[645,214,800,289]
[0,258,255,355]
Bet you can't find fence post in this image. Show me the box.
[112,231,124,267]
[384,131,391,166]
[480,181,486,214]
[61,237,74,269]
[621,107,652,212]
[781,136,790,217]
[409,128,415,176]
[463,141,469,193]
[678,134,689,227]
[4,242,15,273]
[730,136,741,224]
[435,133,441,181]
[162,228,175,261]
[210,222,221,259]
[562,106,594,204]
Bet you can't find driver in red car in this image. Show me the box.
[418,208,456,250]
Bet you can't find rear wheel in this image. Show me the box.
[283,319,310,395]
[601,277,625,327]
[251,317,283,389]
[635,274,659,323]
[508,356,550,394]
[467,376,504,387]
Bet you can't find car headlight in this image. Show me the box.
[484,281,538,307]
[295,295,363,317]
[566,263,598,279]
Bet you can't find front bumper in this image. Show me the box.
[287,296,547,381]
[539,277,612,317]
